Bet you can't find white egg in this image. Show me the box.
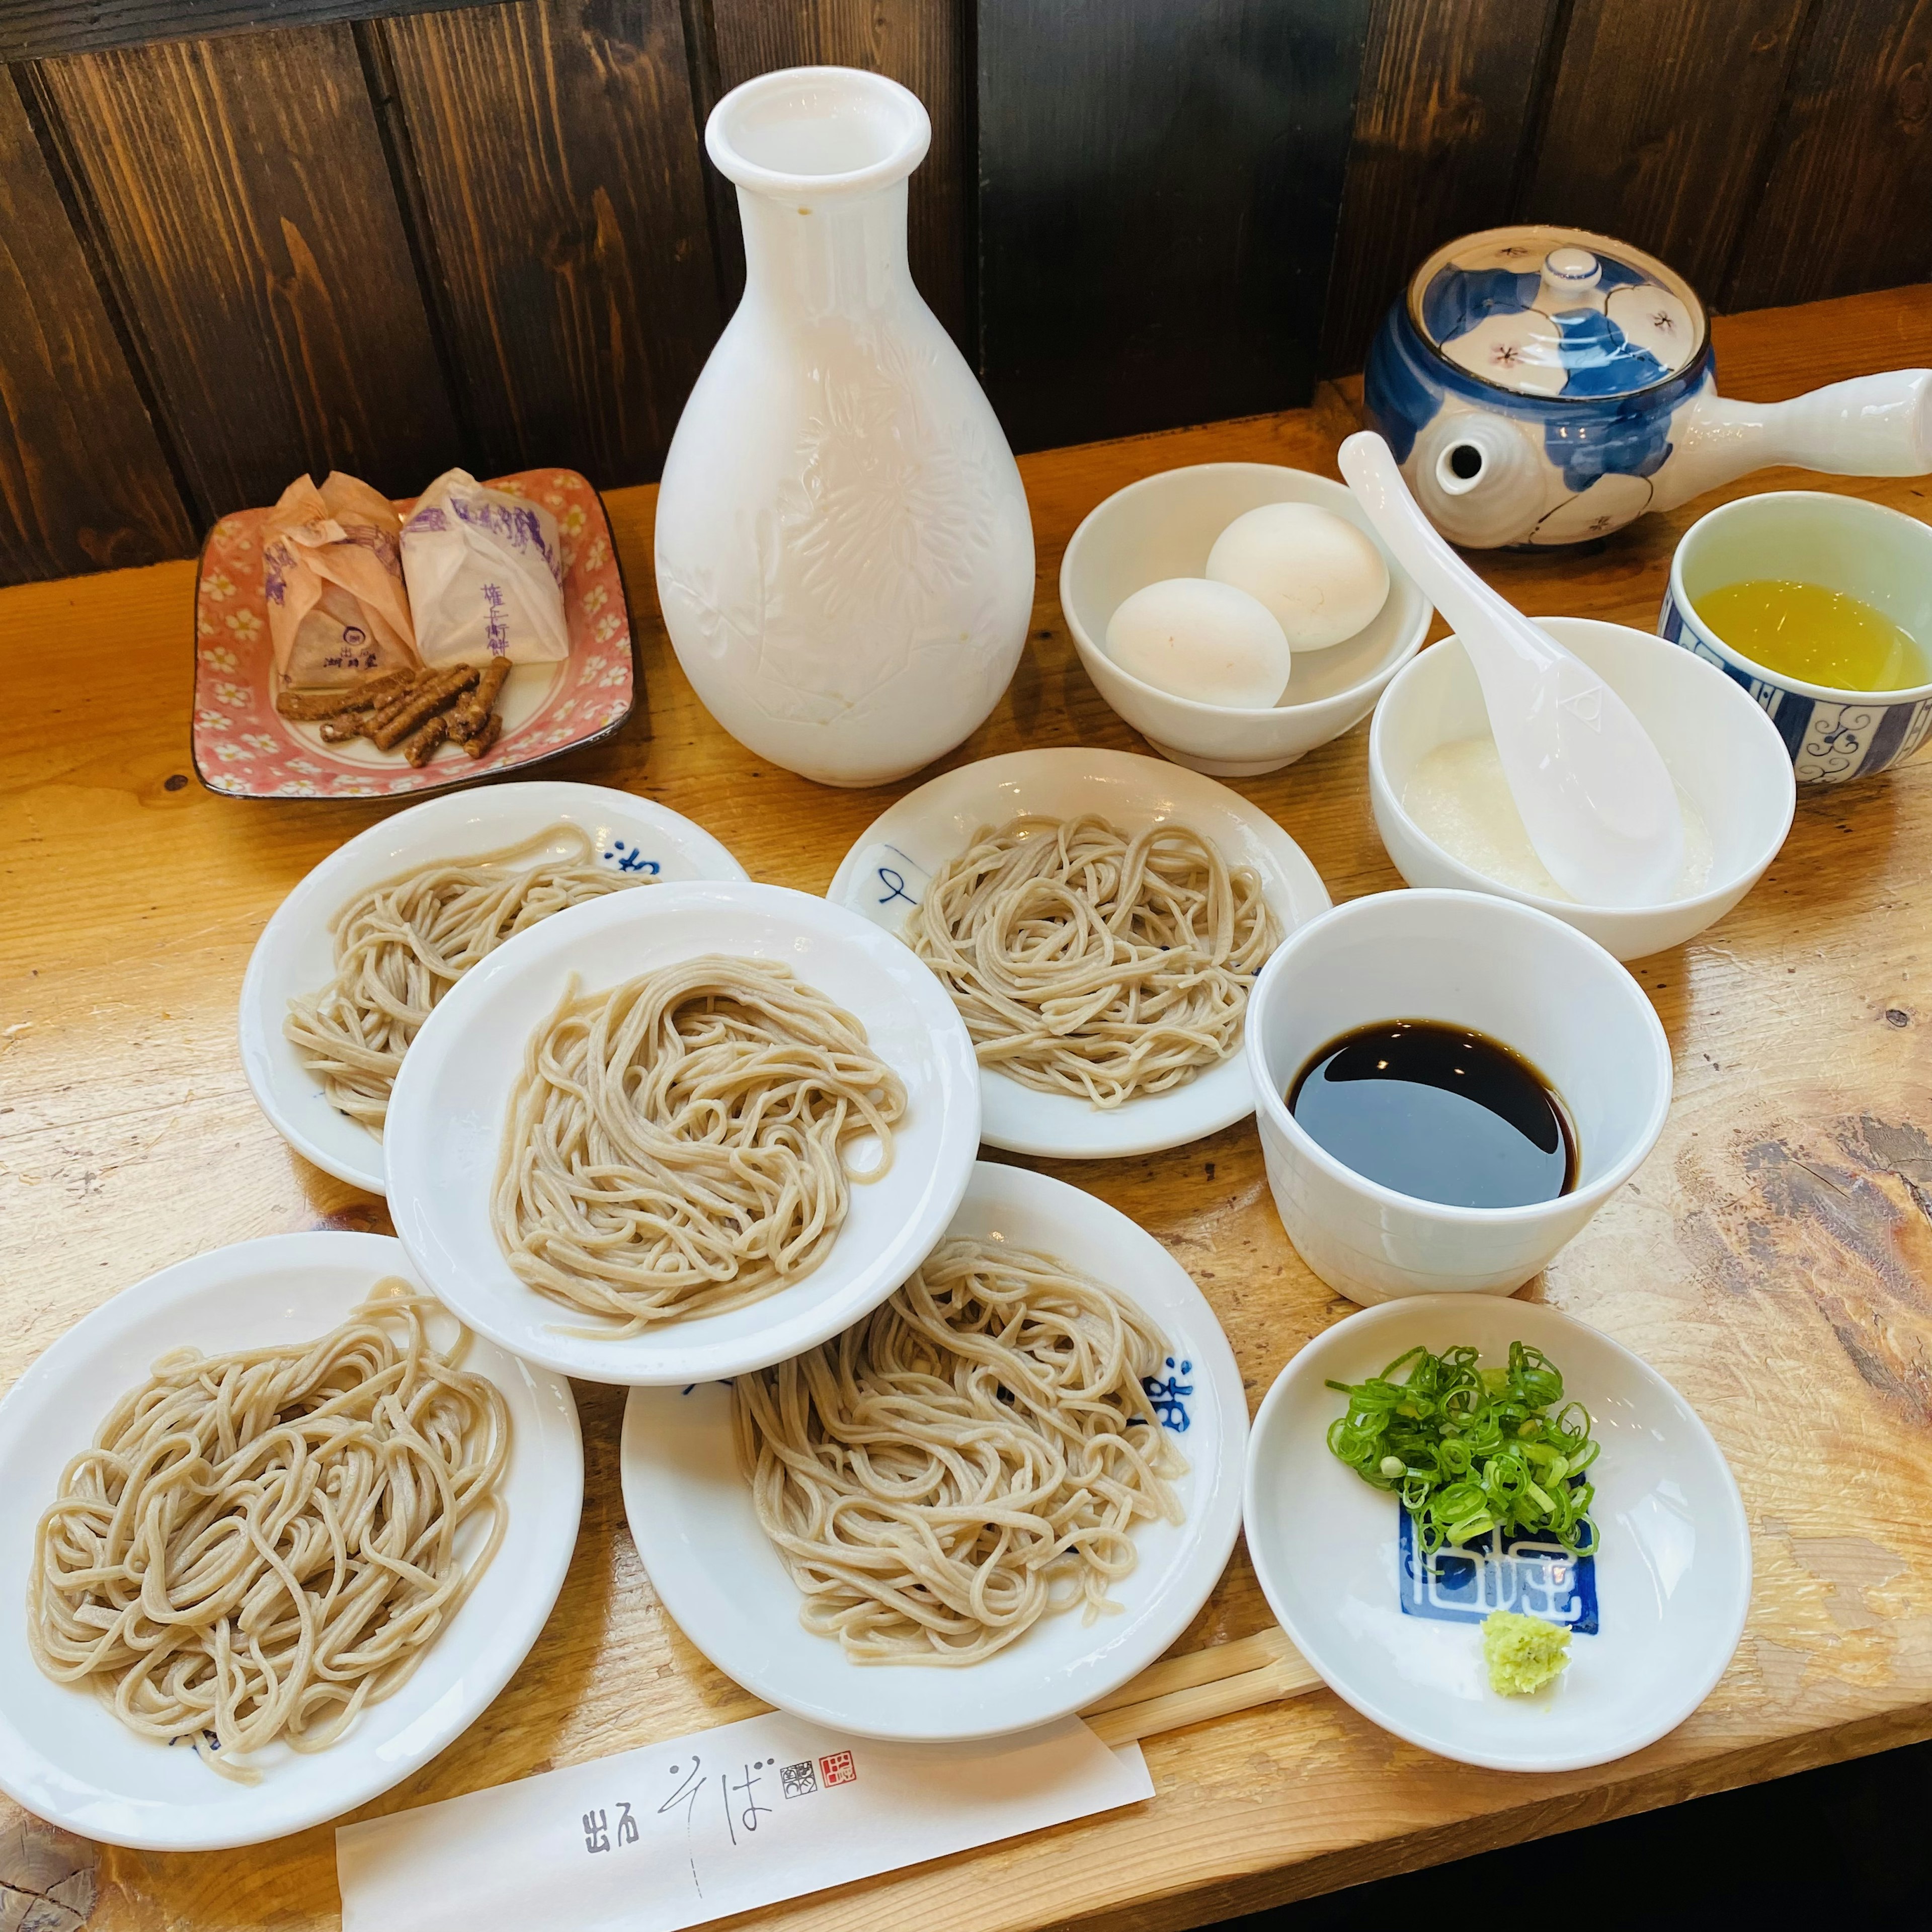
[1206,502,1390,650]
[1103,578,1292,709]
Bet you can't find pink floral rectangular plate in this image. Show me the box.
[191,468,636,800]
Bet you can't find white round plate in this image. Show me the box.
[0,1233,581,1851]
[240,781,749,1195]
[825,748,1331,1158]
[385,881,982,1386]
[620,1161,1247,1741]
[1244,1295,1750,1773]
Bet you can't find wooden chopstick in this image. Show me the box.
[1079,1625,1324,1746]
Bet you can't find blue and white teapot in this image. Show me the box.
[1363,224,1932,548]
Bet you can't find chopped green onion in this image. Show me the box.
[1324,1341,1600,1558]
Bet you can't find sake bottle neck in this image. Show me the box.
[737,180,915,320]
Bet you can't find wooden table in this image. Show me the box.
[5,284,1931,1932]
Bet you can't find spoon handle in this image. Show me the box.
[1338,432,1562,671]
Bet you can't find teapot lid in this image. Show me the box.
[1409,224,1706,399]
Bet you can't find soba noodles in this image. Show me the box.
[286,824,639,1136]
[734,1238,1185,1665]
[903,814,1278,1108]
[493,955,908,1334]
[28,1284,509,1782]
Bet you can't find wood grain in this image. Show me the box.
[0,0,487,64]
[1521,0,1814,301]
[1319,0,1562,374]
[32,25,459,522]
[378,0,721,486]
[1726,0,1932,311]
[708,0,969,348]
[977,0,1374,452]
[4,282,1932,1931]
[0,75,191,581]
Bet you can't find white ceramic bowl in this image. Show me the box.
[1370,618,1795,960]
[825,747,1331,1158]
[385,880,982,1385]
[621,1161,1246,1741]
[1059,463,1432,776]
[240,781,749,1194]
[0,1234,582,1850]
[1244,1294,1751,1773]
[1245,890,1672,1304]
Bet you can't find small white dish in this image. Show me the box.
[1244,1294,1750,1773]
[0,1233,582,1851]
[825,747,1330,1159]
[385,880,981,1385]
[621,1161,1247,1742]
[1371,618,1796,959]
[1246,890,1672,1304]
[240,781,749,1195]
[1059,463,1431,776]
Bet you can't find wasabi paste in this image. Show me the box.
[1482,1610,1570,1695]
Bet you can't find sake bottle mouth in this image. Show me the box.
[707,66,931,201]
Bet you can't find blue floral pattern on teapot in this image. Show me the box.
[1363,225,1932,548]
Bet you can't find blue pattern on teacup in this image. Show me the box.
[1657,586,1932,784]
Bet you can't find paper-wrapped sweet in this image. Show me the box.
[400,469,569,668]
[262,473,418,687]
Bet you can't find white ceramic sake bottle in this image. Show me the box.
[655,67,1035,787]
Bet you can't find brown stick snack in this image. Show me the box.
[401,713,449,767]
[461,711,503,759]
[446,658,512,742]
[318,712,372,743]
[368,666,479,750]
[365,672,435,736]
[275,667,415,722]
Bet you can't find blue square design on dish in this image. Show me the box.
[1397,1505,1598,1634]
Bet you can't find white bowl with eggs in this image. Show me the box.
[1370,617,1796,961]
[1060,463,1433,776]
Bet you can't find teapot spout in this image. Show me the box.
[1653,369,1932,513]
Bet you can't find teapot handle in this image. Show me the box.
[1659,369,1932,510]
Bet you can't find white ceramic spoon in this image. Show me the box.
[1340,430,1683,908]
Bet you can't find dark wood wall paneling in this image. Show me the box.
[1319,0,1564,373]
[31,27,458,518]
[977,0,1374,454]
[0,75,190,577]
[1728,0,1932,310]
[4,0,1932,588]
[375,0,719,484]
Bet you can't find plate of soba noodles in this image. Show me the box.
[619,1161,1247,1742]
[239,781,749,1196]
[826,748,1331,1159]
[383,879,983,1385]
[0,1232,581,1850]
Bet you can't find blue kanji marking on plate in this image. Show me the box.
[602,838,661,875]
[1141,1356,1194,1432]
[1397,1503,1599,1633]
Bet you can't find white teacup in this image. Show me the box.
[1245,890,1672,1304]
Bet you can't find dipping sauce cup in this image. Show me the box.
[1661,490,1932,784]
[1244,890,1672,1304]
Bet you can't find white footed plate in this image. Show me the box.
[620,1161,1247,1741]
[0,1234,582,1851]
[825,747,1330,1157]
[1244,1295,1750,1773]
[386,881,982,1385]
[240,781,749,1195]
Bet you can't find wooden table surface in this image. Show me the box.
[5,283,1932,1932]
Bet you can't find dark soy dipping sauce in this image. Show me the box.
[1289,1020,1576,1210]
